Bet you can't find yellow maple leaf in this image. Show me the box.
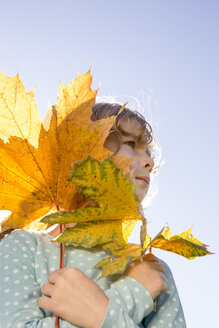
[0,71,133,232]
[145,225,212,259]
[96,244,142,278]
[96,224,212,278]
[42,157,143,249]
[54,219,138,250]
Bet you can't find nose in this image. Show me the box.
[140,151,154,173]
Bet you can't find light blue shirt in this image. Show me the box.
[0,230,186,327]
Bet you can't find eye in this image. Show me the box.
[124,141,135,148]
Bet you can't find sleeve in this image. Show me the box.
[100,276,154,328]
[103,276,154,326]
[0,230,75,328]
[100,298,144,328]
[142,261,187,328]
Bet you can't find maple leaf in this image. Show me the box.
[0,71,132,232]
[53,219,138,250]
[41,156,143,249]
[96,224,212,278]
[95,244,142,278]
[145,225,212,259]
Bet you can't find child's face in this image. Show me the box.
[104,118,154,202]
[49,117,154,236]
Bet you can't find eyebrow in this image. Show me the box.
[117,125,152,155]
[117,126,141,140]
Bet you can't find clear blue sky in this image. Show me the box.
[0,1,218,327]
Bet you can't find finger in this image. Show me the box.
[48,267,81,285]
[47,267,67,284]
[161,278,168,293]
[38,296,54,313]
[48,271,60,284]
[151,262,165,272]
[41,283,54,297]
[159,272,168,291]
[160,272,167,282]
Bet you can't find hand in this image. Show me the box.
[123,253,168,300]
[38,267,109,328]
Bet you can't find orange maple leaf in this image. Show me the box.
[0,70,131,232]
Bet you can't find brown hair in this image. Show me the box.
[91,102,154,154]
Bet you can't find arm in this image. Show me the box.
[142,261,187,328]
[104,276,154,325]
[100,297,146,328]
[39,267,148,328]
[104,255,186,328]
[105,253,167,324]
[38,255,167,328]
[0,231,153,328]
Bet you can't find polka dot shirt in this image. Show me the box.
[0,230,186,327]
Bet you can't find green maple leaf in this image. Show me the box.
[41,156,145,249]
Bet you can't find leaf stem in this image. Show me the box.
[55,204,65,328]
[148,247,156,311]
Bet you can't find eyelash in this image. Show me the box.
[124,140,152,158]
[124,141,135,148]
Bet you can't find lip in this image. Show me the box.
[135,176,150,188]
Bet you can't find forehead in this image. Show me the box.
[117,117,144,139]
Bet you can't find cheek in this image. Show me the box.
[128,158,140,173]
[117,145,137,159]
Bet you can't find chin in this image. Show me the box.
[136,190,147,202]
[134,180,148,203]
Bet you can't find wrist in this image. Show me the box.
[89,296,109,328]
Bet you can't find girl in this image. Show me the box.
[0,103,186,327]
